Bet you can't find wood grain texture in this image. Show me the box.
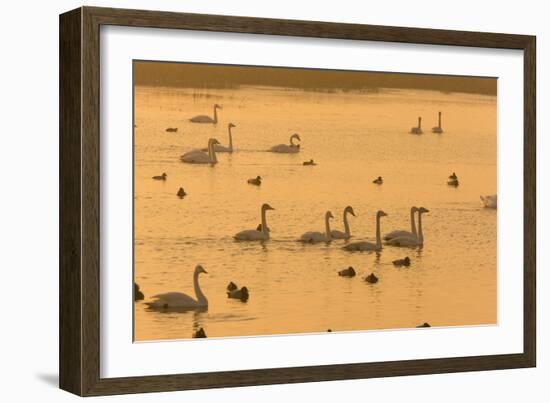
[59,6,537,396]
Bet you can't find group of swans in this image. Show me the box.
[410,112,444,134]
[385,207,429,247]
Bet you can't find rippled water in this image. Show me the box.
[133,85,497,341]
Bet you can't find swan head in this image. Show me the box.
[290,133,301,144]
[228,123,236,128]
[208,138,220,145]
[377,210,388,218]
[344,206,356,217]
[214,104,222,109]
[326,211,334,220]
[262,203,275,211]
[418,207,429,214]
[410,206,419,213]
[195,265,208,275]
[162,173,167,178]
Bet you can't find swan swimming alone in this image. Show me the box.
[330,206,356,240]
[190,104,221,124]
[145,265,208,309]
[432,112,443,133]
[410,117,423,134]
[343,210,387,252]
[181,138,220,164]
[234,203,275,241]
[300,211,334,243]
[386,207,429,247]
[269,133,301,153]
[384,206,418,241]
[480,194,497,209]
[201,123,236,153]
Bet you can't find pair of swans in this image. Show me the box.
[343,210,388,252]
[201,123,236,153]
[190,104,222,124]
[234,203,275,241]
[300,206,356,243]
[384,207,429,247]
[146,265,208,309]
[270,133,301,153]
[181,138,220,164]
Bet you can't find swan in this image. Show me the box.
[227,286,249,302]
[365,273,379,284]
[392,257,411,267]
[432,112,444,133]
[480,194,497,209]
[181,138,220,164]
[386,207,429,247]
[343,210,387,252]
[201,123,236,153]
[300,211,334,243]
[134,283,144,301]
[410,117,423,134]
[373,176,383,185]
[247,176,262,186]
[384,207,418,240]
[146,265,208,309]
[303,159,317,166]
[234,203,275,241]
[338,267,356,277]
[190,104,221,124]
[177,187,187,198]
[152,173,167,180]
[330,206,356,240]
[269,133,301,153]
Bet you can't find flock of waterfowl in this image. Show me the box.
[136,102,497,338]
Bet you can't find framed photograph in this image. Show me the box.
[59,6,536,396]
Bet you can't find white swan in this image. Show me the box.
[269,133,301,153]
[234,203,275,241]
[432,112,443,133]
[190,104,221,124]
[201,123,235,153]
[386,207,429,247]
[181,138,220,164]
[410,117,423,134]
[145,265,208,309]
[480,195,497,209]
[343,210,387,252]
[300,211,334,243]
[330,206,355,240]
[384,207,418,241]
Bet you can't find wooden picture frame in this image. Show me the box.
[59,6,536,396]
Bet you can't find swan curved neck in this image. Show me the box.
[438,113,442,128]
[228,126,233,150]
[325,215,332,240]
[261,208,269,238]
[193,272,207,305]
[410,210,418,237]
[343,211,351,237]
[418,213,424,244]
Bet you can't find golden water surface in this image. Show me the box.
[133,83,496,341]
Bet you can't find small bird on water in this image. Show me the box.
[152,172,167,180]
[166,127,178,133]
[365,273,379,284]
[392,257,411,267]
[303,159,317,166]
[177,187,187,198]
[372,176,383,185]
[338,267,356,277]
[134,283,144,301]
[247,176,262,186]
[227,286,249,302]
[193,328,207,338]
[416,322,431,328]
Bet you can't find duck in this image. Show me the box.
[134,283,144,301]
[166,127,178,133]
[152,173,167,180]
[373,176,383,185]
[145,265,208,309]
[448,178,459,187]
[247,176,262,186]
[365,273,379,284]
[392,257,411,267]
[303,159,317,166]
[343,210,387,252]
[338,267,356,277]
[177,187,187,198]
[416,322,431,328]
[193,328,207,338]
[227,286,249,302]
